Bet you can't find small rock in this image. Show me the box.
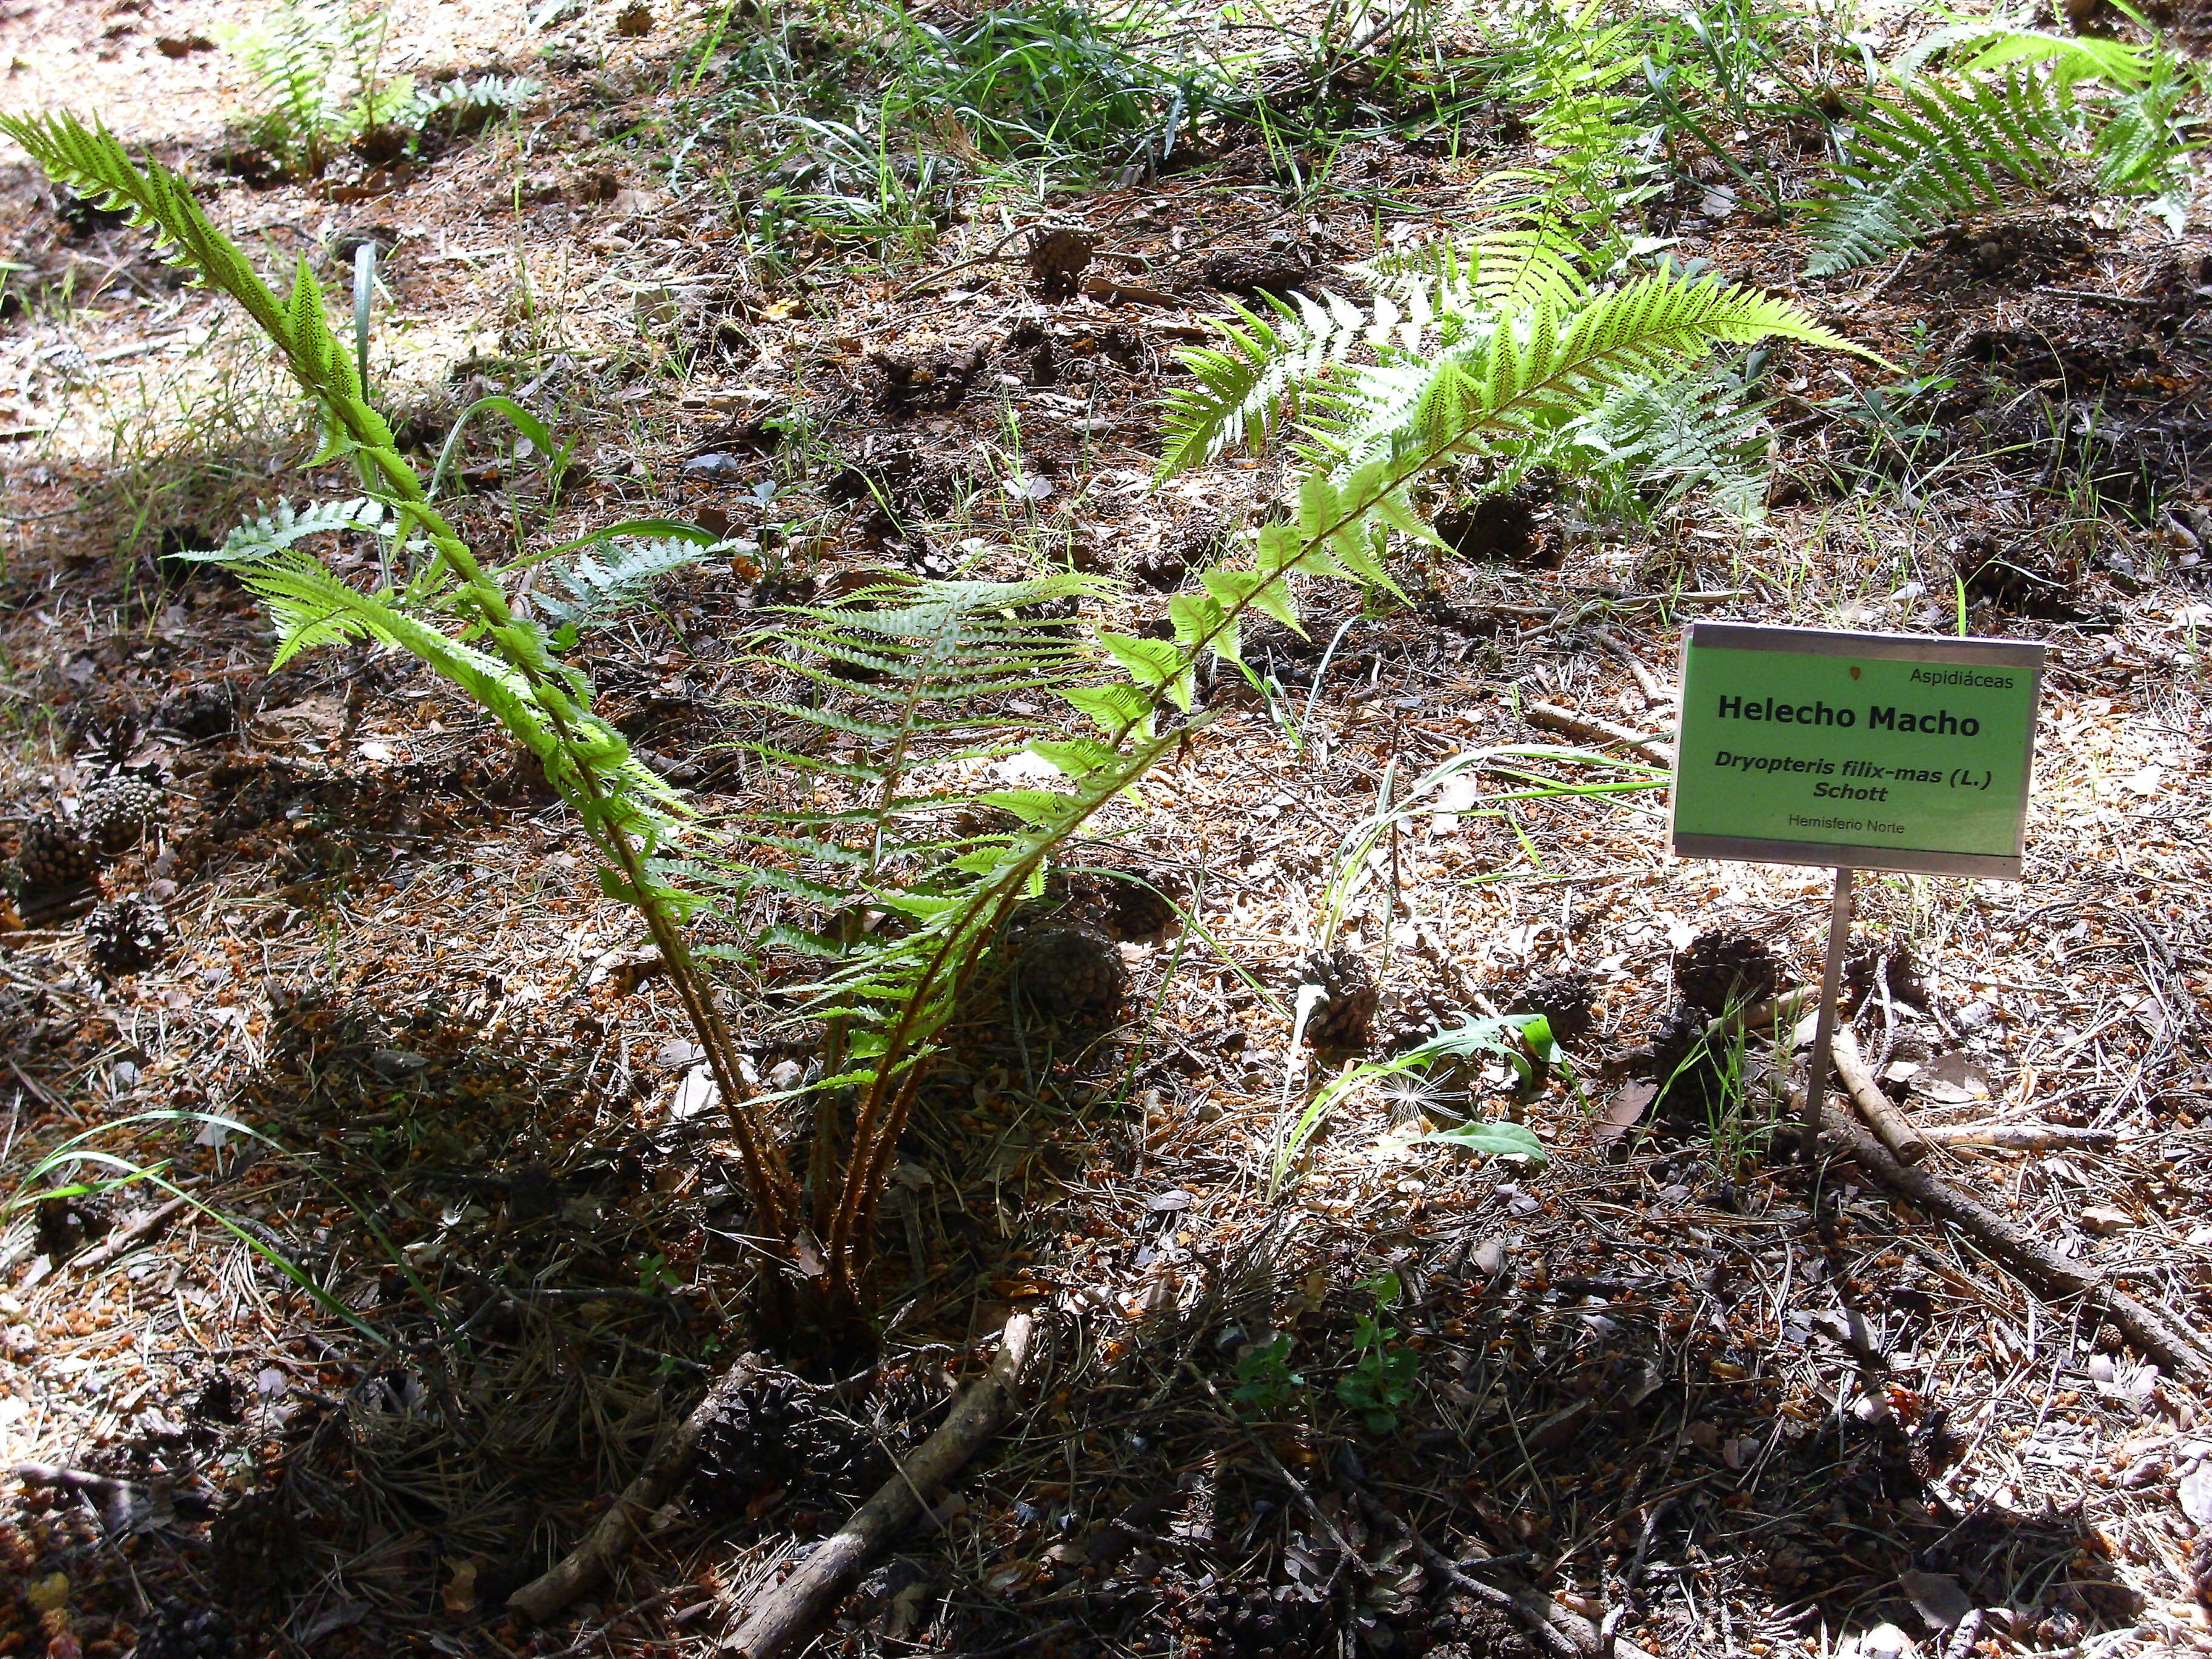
[1900,1569,1975,1629]
[685,452,748,477]
[670,1064,720,1122]
[1852,1392,1895,1429]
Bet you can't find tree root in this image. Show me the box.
[723,1311,1044,1659]
[1817,1105,2212,1381]
[508,1353,767,1623]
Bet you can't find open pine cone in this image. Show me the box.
[86,895,171,977]
[1017,924,1127,1019]
[1513,969,1594,1045]
[1298,948,1378,1051]
[1673,930,1779,1014]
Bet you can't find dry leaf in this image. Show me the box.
[2179,1463,2212,1524]
[441,1557,480,1616]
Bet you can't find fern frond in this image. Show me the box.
[224,548,683,832]
[1802,69,2077,277]
[0,113,300,355]
[1358,226,1590,324]
[1894,20,2151,90]
[1156,290,1367,477]
[1566,354,1775,519]
[406,74,540,135]
[168,495,394,563]
[536,536,711,628]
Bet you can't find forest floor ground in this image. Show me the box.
[2,1,2212,1657]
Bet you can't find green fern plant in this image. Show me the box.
[0,111,1876,1331]
[1160,230,1856,523]
[1478,0,1666,254]
[703,571,1154,1292]
[224,1,537,175]
[228,0,410,174]
[1803,26,2200,276]
[0,112,802,1259]
[1801,66,2077,278]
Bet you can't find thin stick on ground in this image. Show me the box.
[509,1353,768,1623]
[1818,1105,2212,1381]
[723,1311,1044,1659]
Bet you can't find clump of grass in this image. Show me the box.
[89,335,313,585]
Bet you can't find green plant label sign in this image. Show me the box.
[1671,623,2045,878]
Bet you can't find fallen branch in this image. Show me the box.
[1829,1027,1929,1164]
[1918,1122,2119,1152]
[1817,1105,2212,1381]
[1719,987,1813,1048]
[1523,701,1675,766]
[508,1353,766,1622]
[723,1312,1044,1659]
[67,1195,190,1275]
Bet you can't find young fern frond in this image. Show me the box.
[1156,290,1369,477]
[1802,67,2079,277]
[535,537,714,629]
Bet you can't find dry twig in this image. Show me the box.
[508,1353,768,1622]
[1818,1106,2212,1380]
[723,1312,1044,1659]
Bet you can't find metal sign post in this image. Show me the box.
[1670,624,2045,1158]
[1800,868,1854,1156]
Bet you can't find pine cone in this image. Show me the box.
[86,896,170,977]
[1082,868,1184,942]
[1514,970,1594,1045]
[1017,925,1128,1018]
[78,773,163,853]
[1641,1004,1724,1117]
[135,1604,236,1659]
[1185,1582,1332,1655]
[14,816,96,890]
[692,1372,890,1515]
[1298,949,1378,1051]
[154,682,235,740]
[1673,931,1779,1014]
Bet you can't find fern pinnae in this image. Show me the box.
[1803,66,2080,277]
